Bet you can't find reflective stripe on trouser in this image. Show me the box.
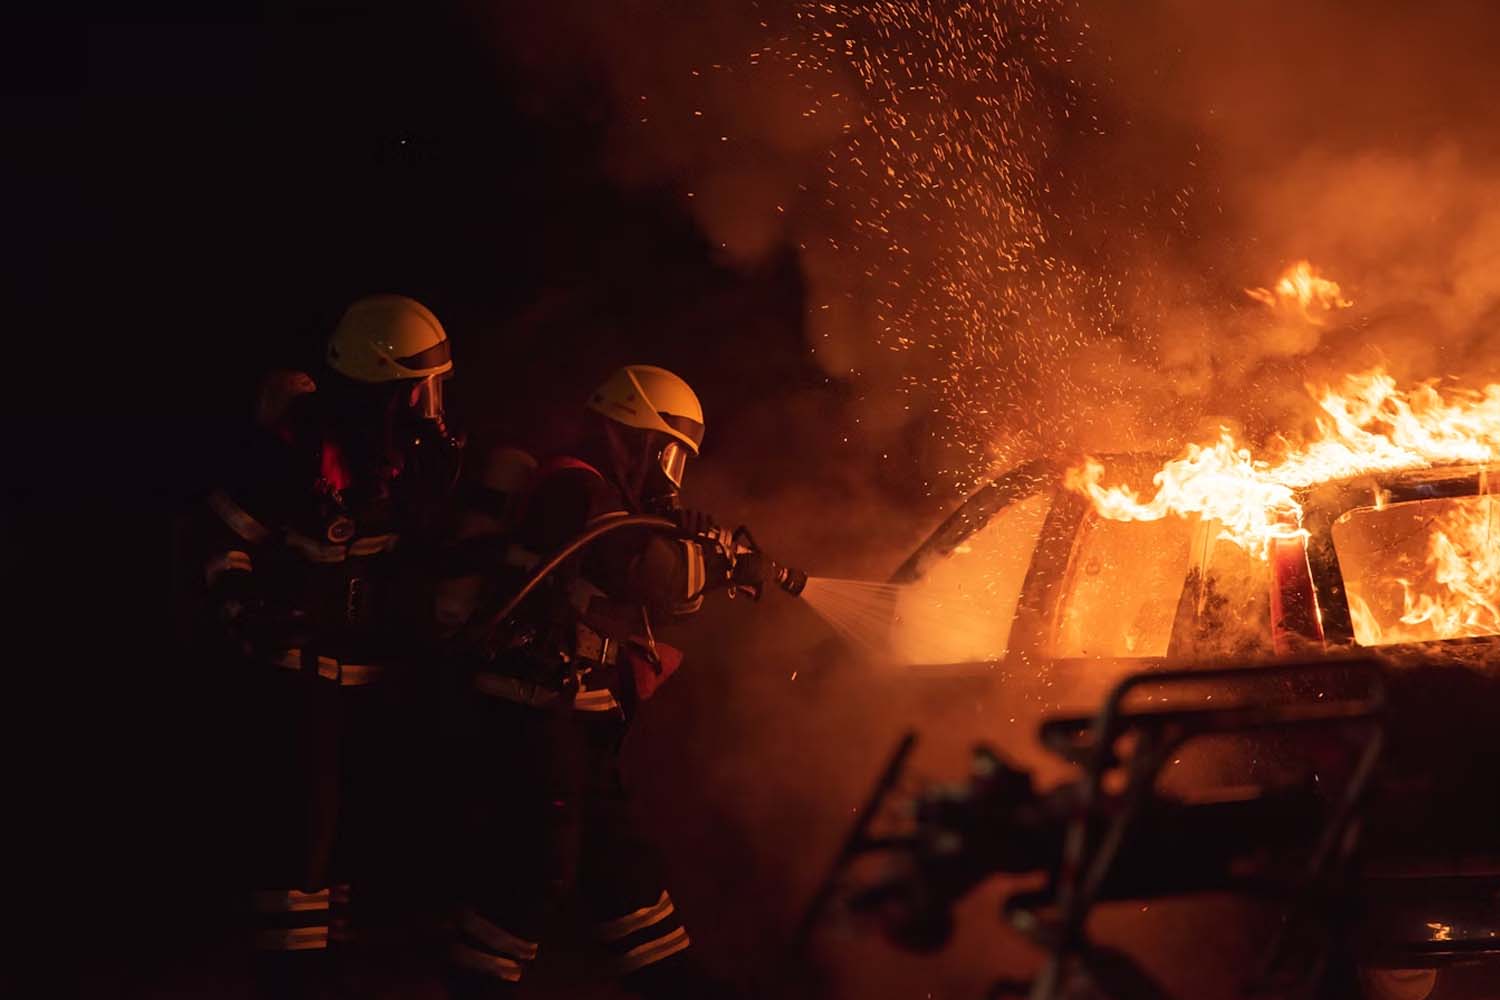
[252,885,348,951]
[272,649,385,687]
[596,891,692,974]
[450,909,540,983]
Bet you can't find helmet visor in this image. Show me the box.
[411,373,448,422]
[658,440,689,488]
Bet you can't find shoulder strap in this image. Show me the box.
[533,455,603,480]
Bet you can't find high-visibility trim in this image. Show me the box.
[285,531,349,564]
[271,650,383,685]
[284,530,399,563]
[208,490,271,544]
[597,892,674,943]
[338,663,382,686]
[207,550,253,579]
[573,688,622,713]
[459,910,540,961]
[205,550,254,585]
[256,926,329,951]
[450,942,524,982]
[682,540,705,599]
[670,594,704,616]
[273,648,340,681]
[347,534,399,557]
[616,925,691,973]
[253,888,330,913]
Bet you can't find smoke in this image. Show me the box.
[1078,0,1500,443]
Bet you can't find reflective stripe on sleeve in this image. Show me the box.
[670,594,704,616]
[682,540,705,599]
[285,531,399,563]
[253,888,329,913]
[208,490,271,544]
[205,550,254,585]
[616,925,691,973]
[597,892,675,943]
[338,663,382,686]
[459,910,540,962]
[256,926,329,951]
[450,942,524,982]
[347,534,399,557]
[573,689,621,713]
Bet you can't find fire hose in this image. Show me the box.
[463,513,807,649]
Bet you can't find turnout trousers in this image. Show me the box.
[242,654,410,995]
[447,694,713,998]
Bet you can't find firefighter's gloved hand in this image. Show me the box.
[731,550,768,595]
[674,507,721,540]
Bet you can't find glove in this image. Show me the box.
[731,550,768,593]
[674,507,721,540]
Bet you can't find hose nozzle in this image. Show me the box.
[774,564,808,597]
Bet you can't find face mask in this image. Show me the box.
[658,440,688,488]
[409,372,449,424]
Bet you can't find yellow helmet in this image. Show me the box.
[588,365,704,490]
[326,294,453,383]
[588,365,705,454]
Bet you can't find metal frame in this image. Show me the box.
[1013,659,1386,1000]
[799,658,1391,1000]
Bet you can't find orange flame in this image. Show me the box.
[1067,259,1500,647]
[1350,493,1500,644]
[1245,259,1353,324]
[1067,368,1500,557]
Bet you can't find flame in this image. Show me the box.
[1068,367,1500,556]
[1245,259,1353,324]
[1064,435,1306,552]
[1067,260,1500,648]
[1350,494,1500,644]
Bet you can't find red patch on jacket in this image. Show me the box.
[626,641,683,701]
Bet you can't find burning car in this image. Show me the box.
[808,372,1499,999]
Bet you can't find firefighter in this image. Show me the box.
[191,294,463,995]
[442,365,759,999]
